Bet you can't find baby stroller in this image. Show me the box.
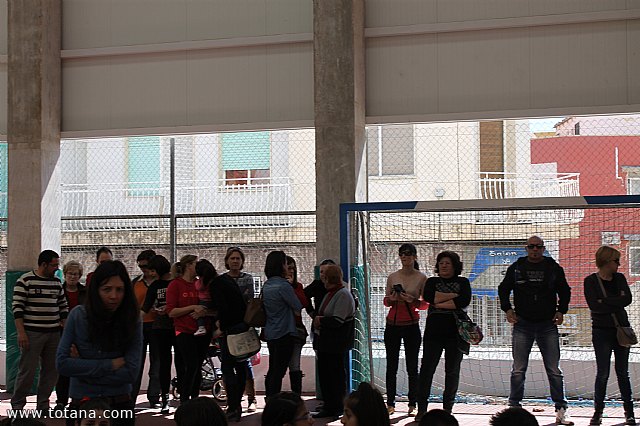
[171,342,226,403]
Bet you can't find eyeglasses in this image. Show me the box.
[399,251,415,256]
[612,258,620,265]
[526,244,545,249]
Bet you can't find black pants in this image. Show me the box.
[593,327,632,409]
[384,323,421,407]
[151,328,176,395]
[55,375,70,407]
[266,335,295,398]
[317,350,347,414]
[175,332,210,402]
[219,337,248,412]
[417,334,463,412]
[131,322,160,404]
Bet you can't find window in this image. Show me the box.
[221,132,271,186]
[127,136,161,196]
[367,125,414,176]
[630,241,640,276]
[623,167,640,195]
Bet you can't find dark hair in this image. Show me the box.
[148,255,171,277]
[174,396,228,426]
[490,407,539,426]
[95,246,113,261]
[319,258,336,266]
[261,392,305,426]
[399,243,420,270]
[264,251,287,278]
[195,259,218,288]
[85,260,138,352]
[286,255,298,284]
[224,247,246,270]
[419,409,459,426]
[38,250,59,266]
[136,249,156,262]
[435,251,463,276]
[0,419,46,426]
[77,398,111,422]
[344,382,390,426]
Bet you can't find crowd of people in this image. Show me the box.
[7,235,637,425]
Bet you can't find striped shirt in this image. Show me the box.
[12,271,68,332]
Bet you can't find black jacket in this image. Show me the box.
[584,272,631,328]
[498,256,571,322]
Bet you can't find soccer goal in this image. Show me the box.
[340,195,640,403]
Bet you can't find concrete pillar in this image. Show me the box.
[7,0,62,269]
[313,0,366,264]
[6,0,61,392]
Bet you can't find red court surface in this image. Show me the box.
[0,392,632,425]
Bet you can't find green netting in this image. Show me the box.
[350,264,372,389]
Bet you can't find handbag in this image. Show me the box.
[226,327,261,361]
[455,311,483,345]
[595,274,637,347]
[244,290,266,327]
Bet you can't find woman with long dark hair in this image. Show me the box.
[166,254,210,404]
[285,255,309,395]
[341,382,390,426]
[56,260,142,426]
[415,251,471,422]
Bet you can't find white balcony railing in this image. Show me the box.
[478,172,580,200]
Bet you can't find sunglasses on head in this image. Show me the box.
[526,244,545,249]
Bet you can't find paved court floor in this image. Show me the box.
[0,391,633,425]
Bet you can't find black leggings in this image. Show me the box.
[175,332,210,402]
[151,328,176,395]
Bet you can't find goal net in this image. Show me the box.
[341,196,640,404]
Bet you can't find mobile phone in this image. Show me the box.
[392,283,405,293]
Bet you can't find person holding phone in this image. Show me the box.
[383,243,428,415]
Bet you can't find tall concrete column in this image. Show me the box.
[314,0,366,264]
[6,0,61,392]
[7,0,62,269]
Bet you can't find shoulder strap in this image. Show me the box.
[595,274,621,326]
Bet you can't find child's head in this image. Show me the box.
[174,396,227,426]
[77,398,111,426]
[341,382,389,426]
[419,409,459,426]
[261,392,311,426]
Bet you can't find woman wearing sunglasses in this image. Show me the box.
[383,243,427,415]
[584,246,635,425]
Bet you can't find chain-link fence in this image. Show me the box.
[0,114,639,401]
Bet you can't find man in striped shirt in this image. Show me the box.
[11,250,69,411]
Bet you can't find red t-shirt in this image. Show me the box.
[66,290,80,310]
[166,277,199,334]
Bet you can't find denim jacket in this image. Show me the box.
[56,305,143,398]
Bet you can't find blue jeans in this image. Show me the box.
[384,323,421,407]
[509,318,567,409]
[592,327,632,409]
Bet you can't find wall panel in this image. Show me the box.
[62,0,312,50]
[367,19,639,122]
[365,0,630,28]
[0,63,6,138]
[0,1,6,55]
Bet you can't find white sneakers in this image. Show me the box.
[194,326,207,336]
[556,407,575,425]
